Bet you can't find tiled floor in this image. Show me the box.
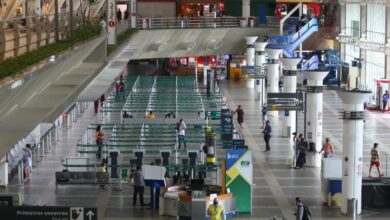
[2,79,390,220]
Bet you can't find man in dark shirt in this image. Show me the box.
[263,120,272,152]
[131,166,145,206]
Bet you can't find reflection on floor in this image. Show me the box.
[2,79,390,220]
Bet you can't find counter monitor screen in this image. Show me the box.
[191,179,204,191]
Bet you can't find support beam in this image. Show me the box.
[266,49,283,118]
[304,70,328,168]
[337,90,371,216]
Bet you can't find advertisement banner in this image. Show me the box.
[226,150,252,213]
[107,0,116,45]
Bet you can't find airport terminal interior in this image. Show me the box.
[0,0,390,220]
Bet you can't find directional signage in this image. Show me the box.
[267,92,304,111]
[0,206,97,220]
[241,65,267,79]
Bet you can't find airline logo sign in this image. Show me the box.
[107,0,116,45]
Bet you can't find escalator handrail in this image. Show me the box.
[267,18,318,45]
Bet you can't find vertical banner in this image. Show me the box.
[130,0,137,28]
[226,150,252,213]
[107,0,116,45]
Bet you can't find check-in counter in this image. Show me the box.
[159,184,236,219]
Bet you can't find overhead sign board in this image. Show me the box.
[0,206,97,220]
[267,92,303,111]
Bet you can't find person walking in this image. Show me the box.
[178,119,187,149]
[319,138,334,158]
[131,166,145,206]
[369,143,384,177]
[96,125,104,159]
[23,144,33,179]
[295,197,311,220]
[383,90,389,112]
[232,105,244,128]
[207,198,224,220]
[263,120,272,152]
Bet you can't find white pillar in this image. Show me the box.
[304,70,328,168]
[245,37,257,66]
[337,91,371,215]
[245,37,257,91]
[242,0,250,17]
[130,0,137,28]
[255,42,268,106]
[266,49,283,118]
[281,58,301,141]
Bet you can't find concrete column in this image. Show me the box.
[386,6,390,79]
[359,4,367,85]
[266,49,283,118]
[337,90,371,215]
[130,0,137,28]
[245,37,257,66]
[304,70,328,168]
[255,42,268,107]
[281,58,302,142]
[340,3,346,62]
[242,0,250,17]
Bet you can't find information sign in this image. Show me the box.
[0,206,97,220]
[267,93,303,111]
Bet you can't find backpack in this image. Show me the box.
[302,206,312,220]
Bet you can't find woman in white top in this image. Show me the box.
[178,119,187,149]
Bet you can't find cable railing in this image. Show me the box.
[136,16,281,29]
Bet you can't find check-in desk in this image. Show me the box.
[159,185,236,219]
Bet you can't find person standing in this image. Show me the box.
[232,105,244,128]
[261,105,267,129]
[23,144,33,179]
[96,162,107,189]
[263,120,272,152]
[369,143,384,177]
[115,81,121,101]
[100,94,106,108]
[383,90,389,112]
[207,198,224,220]
[117,9,122,22]
[94,99,99,113]
[120,79,125,100]
[295,135,308,169]
[131,166,145,206]
[96,125,104,159]
[178,119,187,149]
[319,138,334,158]
[99,16,106,32]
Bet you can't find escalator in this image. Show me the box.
[265,18,319,57]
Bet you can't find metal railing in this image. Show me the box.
[0,12,84,60]
[136,16,281,30]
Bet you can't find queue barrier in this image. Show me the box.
[61,163,219,173]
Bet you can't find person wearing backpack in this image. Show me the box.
[295,197,311,220]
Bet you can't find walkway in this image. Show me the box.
[1,79,390,220]
[220,80,390,219]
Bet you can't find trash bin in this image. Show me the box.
[240,18,247,27]
[347,198,357,218]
